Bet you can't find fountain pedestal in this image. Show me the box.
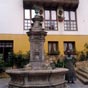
[6,9,68,88]
[26,15,47,70]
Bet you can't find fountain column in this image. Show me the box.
[27,14,47,70]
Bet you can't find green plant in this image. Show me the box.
[84,43,88,50]
[0,59,5,73]
[79,51,86,61]
[85,51,88,60]
[48,51,60,55]
[84,43,88,60]
[12,51,30,68]
[0,54,4,67]
[0,59,5,67]
[55,59,64,67]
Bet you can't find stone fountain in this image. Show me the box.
[6,7,68,88]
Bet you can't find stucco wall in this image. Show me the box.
[0,34,88,54]
[0,0,88,35]
[0,0,23,34]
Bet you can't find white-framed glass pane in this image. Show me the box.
[64,11,69,20]
[51,10,56,20]
[70,11,75,20]
[45,10,50,20]
[32,9,36,18]
[25,9,30,19]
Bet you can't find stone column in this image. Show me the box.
[27,15,47,70]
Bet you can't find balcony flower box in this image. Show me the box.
[57,16,64,22]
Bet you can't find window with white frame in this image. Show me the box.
[64,11,77,31]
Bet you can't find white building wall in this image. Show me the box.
[77,0,88,35]
[0,0,88,35]
[0,0,23,34]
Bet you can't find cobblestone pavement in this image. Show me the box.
[0,78,10,88]
[0,78,88,88]
[68,79,88,88]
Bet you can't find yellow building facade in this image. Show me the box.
[0,34,87,54]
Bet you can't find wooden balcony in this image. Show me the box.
[23,0,79,10]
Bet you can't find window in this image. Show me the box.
[64,42,75,52]
[24,9,36,30]
[64,11,77,31]
[0,40,13,62]
[24,9,58,31]
[48,41,59,55]
[44,10,58,31]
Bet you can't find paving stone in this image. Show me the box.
[68,79,88,88]
[0,78,88,88]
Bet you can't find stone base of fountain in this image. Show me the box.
[6,68,68,88]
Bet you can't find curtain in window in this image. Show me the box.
[48,43,57,53]
[53,43,57,52]
[69,43,73,50]
[48,43,52,53]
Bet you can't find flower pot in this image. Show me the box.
[58,18,64,22]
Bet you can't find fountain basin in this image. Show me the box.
[6,68,68,88]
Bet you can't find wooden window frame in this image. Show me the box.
[64,11,77,31]
[44,10,58,31]
[24,9,58,31]
[48,41,59,55]
[24,9,33,30]
[0,40,13,62]
[64,41,76,52]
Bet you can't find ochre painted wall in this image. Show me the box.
[0,34,88,54]
[0,34,30,54]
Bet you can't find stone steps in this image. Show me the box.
[79,68,88,74]
[76,68,88,84]
[76,73,88,84]
[76,69,88,79]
